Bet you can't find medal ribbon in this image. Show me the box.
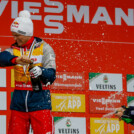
[21,39,36,75]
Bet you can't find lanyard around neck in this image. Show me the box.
[20,39,36,75]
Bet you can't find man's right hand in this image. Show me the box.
[16,55,32,65]
[114,107,126,121]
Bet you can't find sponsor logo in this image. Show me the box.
[54,117,86,134]
[96,84,116,90]
[97,75,116,90]
[16,83,32,88]
[31,58,37,62]
[53,83,82,88]
[12,21,19,28]
[17,30,26,35]
[14,21,19,25]
[56,97,81,110]
[103,75,108,83]
[89,73,122,91]
[92,98,120,105]
[57,74,82,81]
[89,94,123,114]
[66,119,71,127]
[90,118,124,134]
[30,55,42,64]
[1,1,134,34]
[58,128,79,134]
[51,94,85,112]
[52,72,85,90]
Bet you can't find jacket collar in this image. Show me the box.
[21,36,34,49]
[11,36,34,49]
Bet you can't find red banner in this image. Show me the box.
[0,0,134,43]
[89,94,123,114]
[51,72,85,90]
[128,124,134,134]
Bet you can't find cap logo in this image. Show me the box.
[17,30,26,35]
[12,21,19,28]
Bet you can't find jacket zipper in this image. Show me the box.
[25,91,29,112]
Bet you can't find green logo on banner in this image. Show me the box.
[66,119,71,127]
[103,75,108,83]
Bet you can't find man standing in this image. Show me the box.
[0,10,56,134]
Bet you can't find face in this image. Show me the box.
[12,32,31,46]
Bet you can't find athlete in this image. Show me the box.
[0,10,56,134]
[115,105,134,125]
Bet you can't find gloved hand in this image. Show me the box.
[29,66,42,78]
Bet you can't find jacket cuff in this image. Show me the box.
[11,57,18,64]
